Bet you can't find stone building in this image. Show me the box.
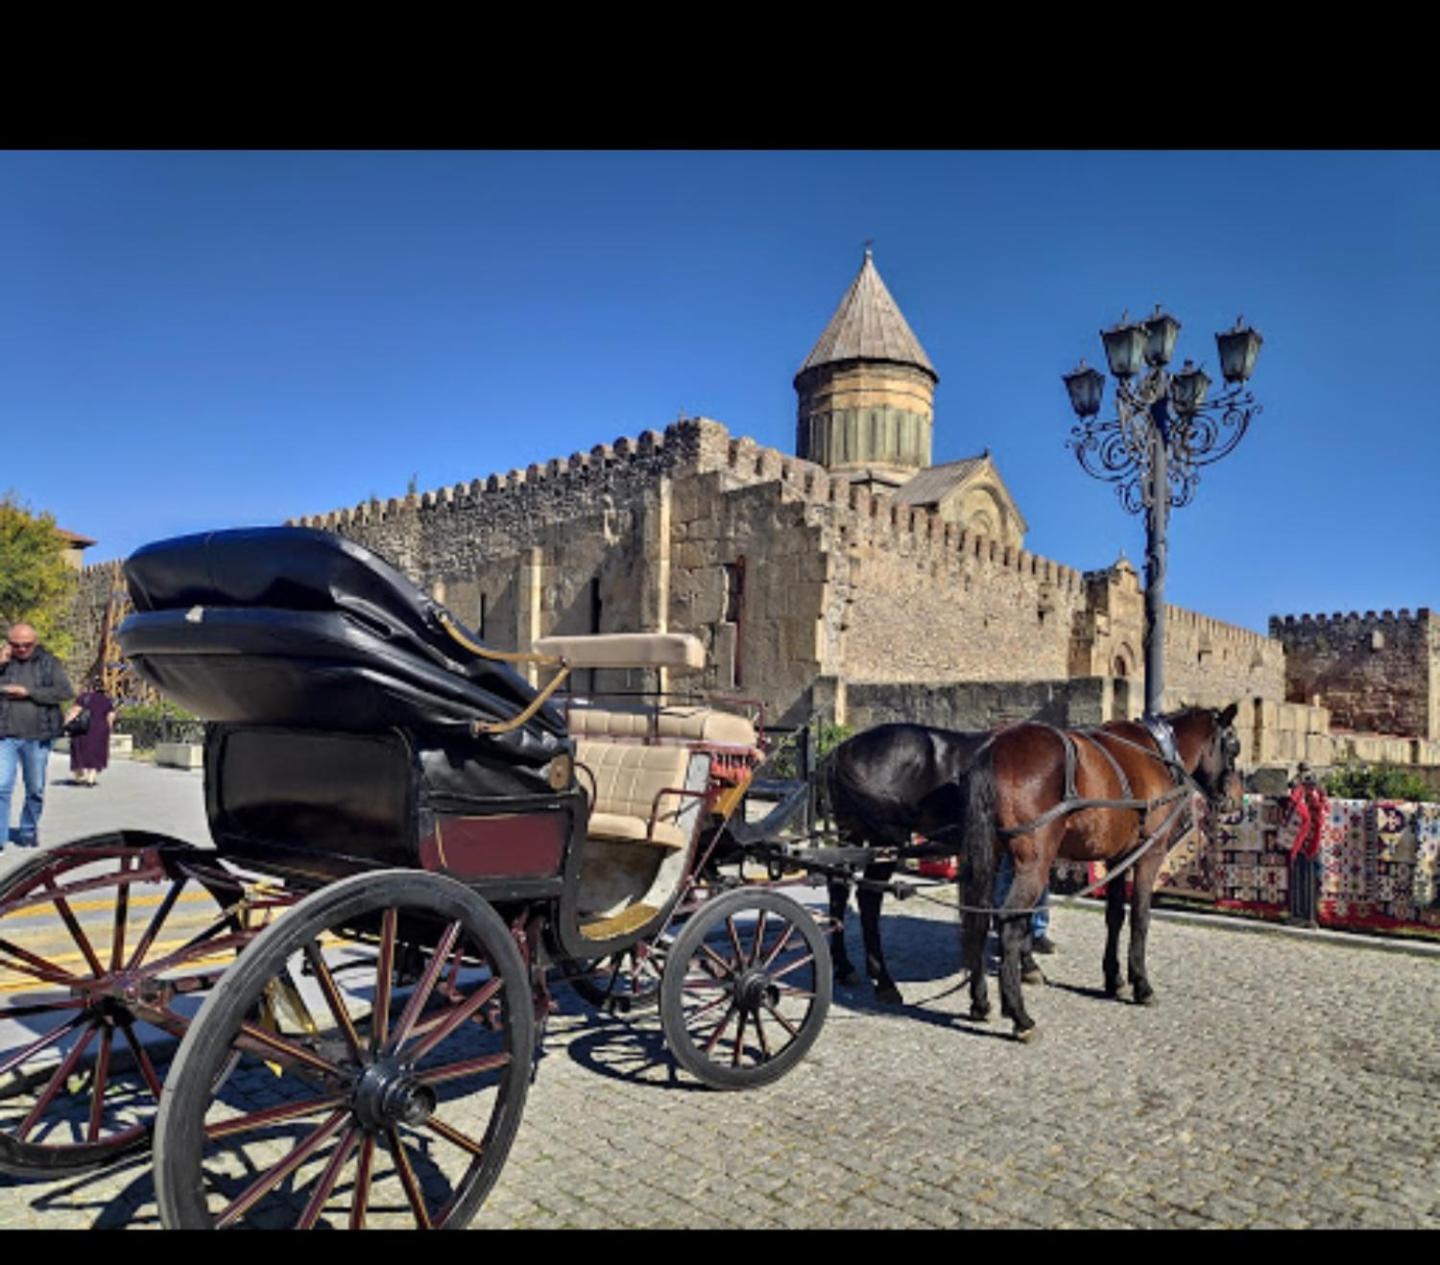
[65,250,1440,776]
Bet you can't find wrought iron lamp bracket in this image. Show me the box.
[1070,378,1260,516]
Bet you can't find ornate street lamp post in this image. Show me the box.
[1063,308,1263,719]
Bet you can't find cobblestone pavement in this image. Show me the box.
[1,758,1437,1229]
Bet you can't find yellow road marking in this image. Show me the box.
[0,929,347,996]
[1,889,223,919]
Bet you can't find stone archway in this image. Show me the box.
[1112,649,1135,720]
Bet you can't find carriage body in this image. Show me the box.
[114,525,735,966]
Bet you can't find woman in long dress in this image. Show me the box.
[67,682,116,787]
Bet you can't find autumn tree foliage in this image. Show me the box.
[0,493,76,657]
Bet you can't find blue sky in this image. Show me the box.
[3,150,1436,636]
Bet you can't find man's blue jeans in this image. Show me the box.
[0,737,52,847]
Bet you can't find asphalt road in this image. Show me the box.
[0,754,1437,1229]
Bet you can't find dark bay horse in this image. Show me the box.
[824,723,988,1004]
[957,704,1243,1040]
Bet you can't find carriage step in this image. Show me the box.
[579,903,659,942]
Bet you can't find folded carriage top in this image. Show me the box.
[117,526,567,755]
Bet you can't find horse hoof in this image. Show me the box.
[1013,1022,1038,1044]
[1022,967,1043,986]
[834,967,860,987]
[968,1003,991,1023]
[1107,982,1130,1001]
[875,984,904,1006]
[1133,986,1155,1007]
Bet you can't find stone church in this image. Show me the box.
[68,251,1440,778]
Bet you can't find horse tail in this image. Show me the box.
[958,744,999,913]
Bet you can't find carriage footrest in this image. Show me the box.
[579,903,659,942]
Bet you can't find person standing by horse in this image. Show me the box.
[66,679,117,787]
[0,622,74,849]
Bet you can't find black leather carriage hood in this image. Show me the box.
[117,526,568,754]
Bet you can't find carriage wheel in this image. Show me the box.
[154,870,534,1230]
[659,888,831,1091]
[560,938,667,1015]
[0,831,245,1177]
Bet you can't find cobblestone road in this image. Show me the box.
[1,758,1437,1229]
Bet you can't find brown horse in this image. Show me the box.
[958,704,1243,1040]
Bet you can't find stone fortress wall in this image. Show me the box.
[66,416,1439,778]
[1271,609,1440,740]
[277,417,1358,770]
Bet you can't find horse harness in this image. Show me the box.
[892,716,1202,916]
[994,717,1193,840]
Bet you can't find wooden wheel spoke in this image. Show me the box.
[760,997,802,1039]
[0,863,167,918]
[372,909,398,1053]
[415,1049,511,1088]
[141,925,253,977]
[204,1092,349,1141]
[42,879,105,977]
[86,1026,115,1143]
[731,1010,749,1066]
[760,922,799,970]
[350,1133,377,1230]
[680,987,732,1025]
[108,857,131,972]
[403,976,502,1065]
[0,1013,87,1079]
[748,910,769,968]
[389,921,462,1052]
[752,1008,773,1058]
[215,1109,349,1228]
[386,1127,433,1230]
[767,952,816,984]
[296,1126,362,1230]
[697,943,737,979]
[421,1113,486,1158]
[118,1022,166,1101]
[699,1004,737,1056]
[18,1021,98,1141]
[0,937,82,985]
[126,876,187,970]
[724,916,745,964]
[303,941,363,1062]
[236,1022,343,1078]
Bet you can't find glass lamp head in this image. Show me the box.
[1216,316,1263,383]
[1101,315,1149,380]
[1063,361,1106,418]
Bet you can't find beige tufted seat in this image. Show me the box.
[576,738,699,849]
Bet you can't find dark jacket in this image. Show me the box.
[0,646,74,741]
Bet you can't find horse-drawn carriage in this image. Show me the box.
[0,526,1248,1229]
[0,527,830,1229]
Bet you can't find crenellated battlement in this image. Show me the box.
[1167,604,1277,651]
[1271,608,1435,632]
[289,417,733,532]
[287,417,1091,596]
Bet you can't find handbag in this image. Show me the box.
[64,707,91,737]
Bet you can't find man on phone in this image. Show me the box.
[1,623,74,849]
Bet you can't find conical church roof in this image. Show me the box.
[797,248,937,381]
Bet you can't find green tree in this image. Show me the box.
[0,493,76,657]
